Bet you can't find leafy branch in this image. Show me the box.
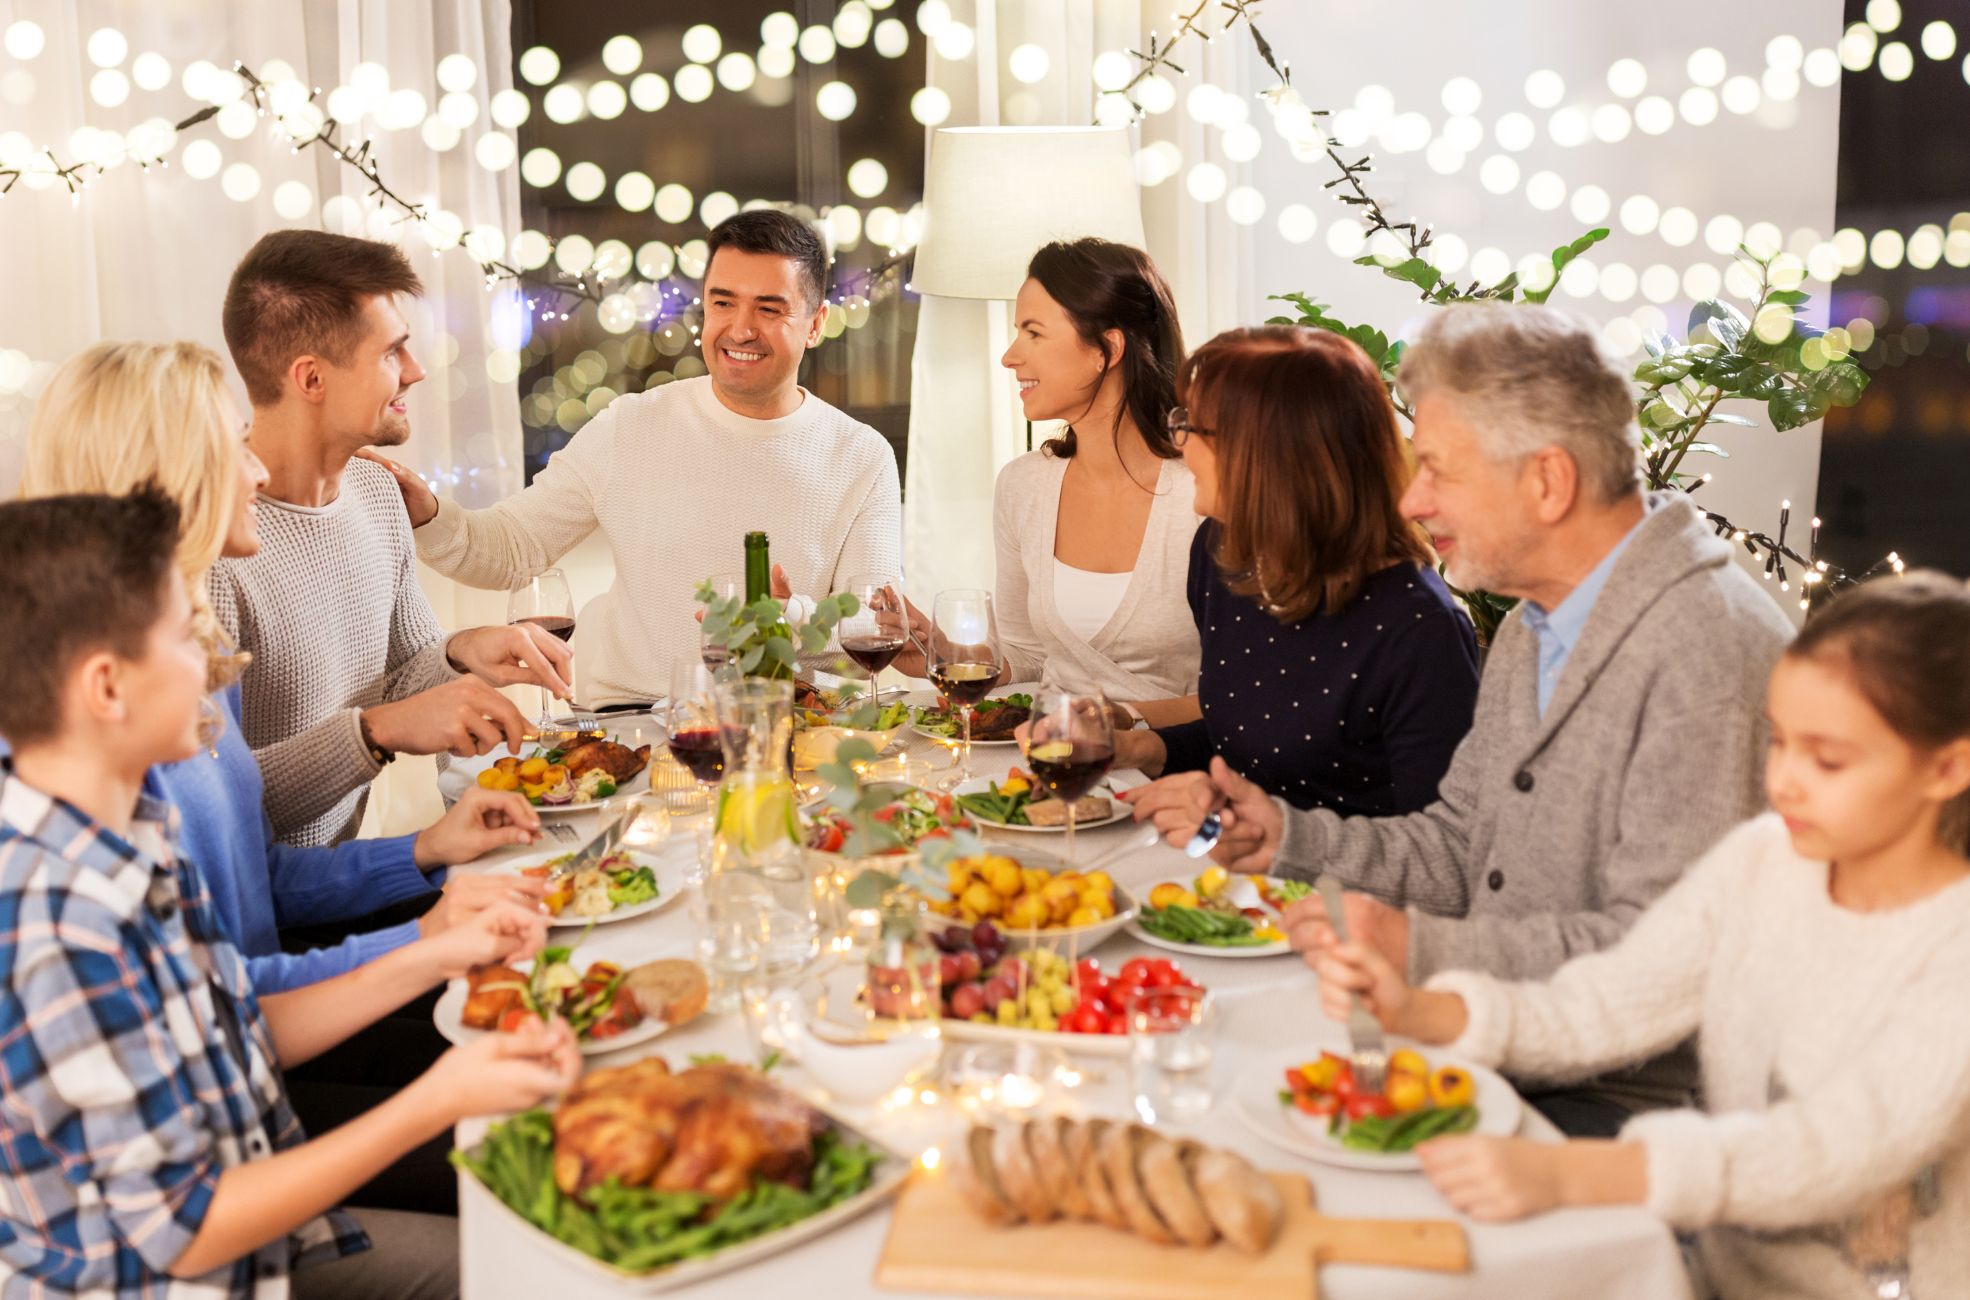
[696,583,857,680]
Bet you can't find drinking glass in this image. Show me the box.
[507,567,576,727]
[837,573,912,706]
[1128,984,1216,1127]
[927,589,1004,789]
[699,871,770,1015]
[665,657,726,789]
[700,572,744,670]
[1025,687,1116,862]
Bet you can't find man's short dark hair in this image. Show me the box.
[0,489,182,747]
[703,209,829,310]
[222,230,425,407]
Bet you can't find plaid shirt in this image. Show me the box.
[0,770,367,1297]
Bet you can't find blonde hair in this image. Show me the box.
[19,341,247,696]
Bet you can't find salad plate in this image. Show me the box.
[511,843,694,928]
[903,682,1040,747]
[435,951,677,1056]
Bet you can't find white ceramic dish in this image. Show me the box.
[903,681,1041,747]
[438,717,665,815]
[434,962,674,1056]
[457,1102,909,1291]
[1233,1043,1524,1172]
[949,776,1132,834]
[509,844,694,928]
[1125,874,1293,958]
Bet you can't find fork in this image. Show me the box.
[1316,874,1387,1096]
[542,821,579,844]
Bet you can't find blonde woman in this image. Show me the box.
[20,341,546,994]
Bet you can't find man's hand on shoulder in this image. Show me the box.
[355,449,439,528]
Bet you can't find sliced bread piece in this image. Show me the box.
[1139,1136,1219,1247]
[1191,1147,1284,1253]
[1026,1115,1091,1220]
[1100,1123,1175,1245]
[949,1124,1021,1226]
[1070,1119,1127,1230]
[620,959,709,1026]
[991,1120,1057,1223]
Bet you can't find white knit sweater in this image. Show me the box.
[209,458,459,847]
[1432,813,1970,1299]
[414,377,903,705]
[992,450,1201,701]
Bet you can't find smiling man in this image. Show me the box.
[372,209,902,704]
[215,231,572,847]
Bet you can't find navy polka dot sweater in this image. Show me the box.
[1154,525,1480,815]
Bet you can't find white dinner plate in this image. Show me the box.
[434,961,675,1056]
[949,776,1131,833]
[904,681,1040,747]
[508,843,694,928]
[1234,1043,1523,1172]
[1126,875,1293,958]
[437,717,664,815]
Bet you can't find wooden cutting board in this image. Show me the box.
[874,1167,1467,1299]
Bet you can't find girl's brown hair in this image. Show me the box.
[1181,325,1432,622]
[1788,570,1970,850]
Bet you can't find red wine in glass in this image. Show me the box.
[841,634,906,675]
[930,661,997,709]
[516,614,576,641]
[1027,741,1114,803]
[666,726,726,784]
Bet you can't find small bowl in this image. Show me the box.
[920,843,1139,956]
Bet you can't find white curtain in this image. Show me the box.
[0,0,523,531]
[902,0,1259,603]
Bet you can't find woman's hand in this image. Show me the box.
[1117,769,1216,841]
[1109,726,1167,777]
[882,592,936,680]
[412,788,545,867]
[1416,1137,1563,1221]
[355,449,440,527]
[420,897,550,981]
[418,1016,582,1122]
[418,872,549,940]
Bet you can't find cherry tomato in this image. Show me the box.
[1064,1005,1105,1034]
[1119,958,1155,986]
[1284,1067,1315,1094]
[1343,1092,1396,1121]
[874,806,899,823]
[1075,958,1103,983]
[1145,966,1185,989]
[1106,980,1142,1016]
[815,824,846,854]
[1104,1014,1128,1035]
[919,829,951,843]
[934,794,956,817]
[497,1007,531,1034]
[1293,1092,1342,1117]
[1149,958,1181,980]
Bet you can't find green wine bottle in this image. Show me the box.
[742,531,796,679]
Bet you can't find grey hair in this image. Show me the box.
[1396,302,1643,503]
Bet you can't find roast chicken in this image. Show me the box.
[561,739,652,784]
[551,1059,824,1203]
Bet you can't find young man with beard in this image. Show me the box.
[364,209,903,705]
[216,230,574,848]
[1128,302,1794,1138]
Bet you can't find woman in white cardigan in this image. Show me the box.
[967,240,1202,725]
[1308,572,1970,1300]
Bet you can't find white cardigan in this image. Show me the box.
[991,449,1201,703]
[1432,813,1970,1300]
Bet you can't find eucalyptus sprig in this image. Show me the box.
[817,736,980,937]
[696,581,859,680]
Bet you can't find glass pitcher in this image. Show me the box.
[709,678,821,979]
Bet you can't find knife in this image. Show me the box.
[551,808,634,881]
[1317,875,1388,1096]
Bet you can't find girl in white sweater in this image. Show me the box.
[1314,571,1970,1300]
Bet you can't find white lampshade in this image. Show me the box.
[910,126,1147,300]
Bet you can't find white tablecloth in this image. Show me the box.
[449,728,1692,1300]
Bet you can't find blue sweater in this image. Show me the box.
[141,686,437,992]
[1156,526,1480,816]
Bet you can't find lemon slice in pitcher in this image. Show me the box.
[714,774,802,853]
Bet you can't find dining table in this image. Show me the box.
[445,715,1693,1300]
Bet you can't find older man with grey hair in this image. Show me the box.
[1129,302,1793,1136]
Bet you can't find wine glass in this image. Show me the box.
[927,589,1004,790]
[1025,687,1116,863]
[701,572,744,670]
[837,572,912,707]
[665,657,726,790]
[507,567,576,729]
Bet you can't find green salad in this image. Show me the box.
[454,1110,880,1274]
[910,692,1032,740]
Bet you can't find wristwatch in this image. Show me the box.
[1117,701,1148,730]
[359,713,396,767]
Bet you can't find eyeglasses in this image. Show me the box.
[1165,406,1211,447]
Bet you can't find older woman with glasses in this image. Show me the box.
[1116,325,1480,817]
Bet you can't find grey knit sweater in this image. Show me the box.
[209,457,458,847]
[1274,492,1794,1110]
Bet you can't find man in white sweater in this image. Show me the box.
[365,210,903,706]
[215,231,575,846]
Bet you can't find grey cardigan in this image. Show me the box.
[1273,493,1794,1108]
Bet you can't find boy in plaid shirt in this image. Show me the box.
[0,490,579,1298]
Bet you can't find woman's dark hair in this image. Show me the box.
[1788,569,1970,849]
[1180,325,1432,624]
[1025,239,1184,468]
